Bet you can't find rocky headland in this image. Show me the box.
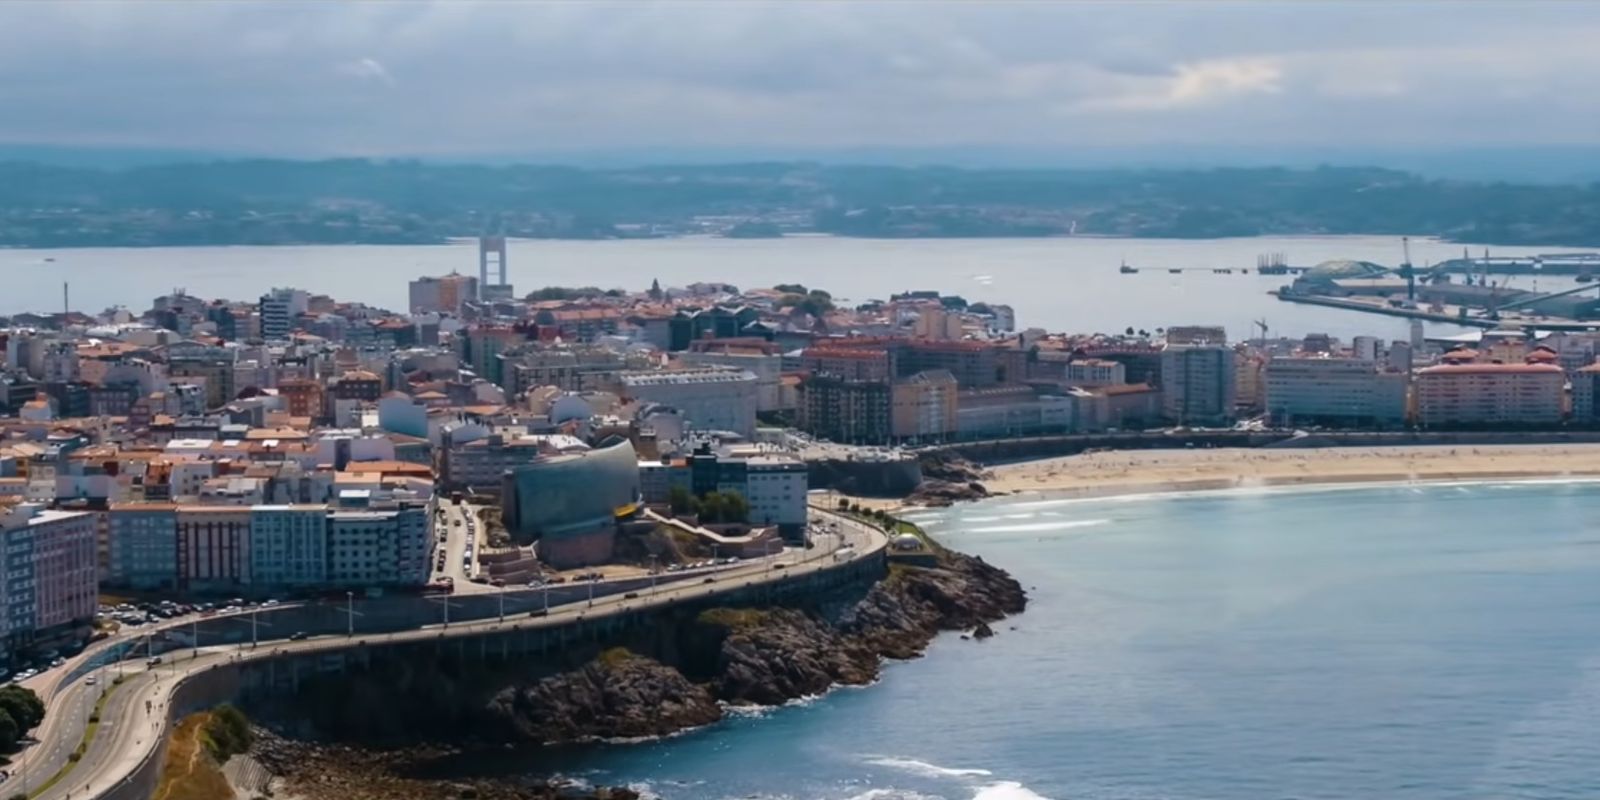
[263,545,1023,748]
[481,545,1025,743]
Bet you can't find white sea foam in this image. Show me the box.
[961,476,1600,518]
[866,756,994,778]
[626,781,663,800]
[843,790,945,800]
[965,519,1110,534]
[971,781,1052,800]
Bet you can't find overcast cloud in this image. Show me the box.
[0,0,1597,158]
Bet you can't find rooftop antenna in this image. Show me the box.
[63,282,69,318]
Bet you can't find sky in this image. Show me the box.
[2,1,1599,162]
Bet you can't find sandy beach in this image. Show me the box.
[980,444,1600,501]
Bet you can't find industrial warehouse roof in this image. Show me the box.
[1303,259,1389,281]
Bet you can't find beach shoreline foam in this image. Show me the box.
[959,444,1600,506]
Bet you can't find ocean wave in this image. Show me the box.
[627,781,663,800]
[964,519,1110,534]
[971,781,1052,800]
[720,689,829,719]
[843,790,947,800]
[866,756,994,778]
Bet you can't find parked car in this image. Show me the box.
[288,631,310,641]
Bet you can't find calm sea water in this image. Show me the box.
[514,481,1600,800]
[1,236,1587,339]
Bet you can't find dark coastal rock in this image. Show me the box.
[255,539,1028,796]
[486,650,722,744]
[844,548,1026,657]
[916,452,991,484]
[905,478,990,507]
[484,547,1029,738]
[250,728,642,800]
[702,608,880,704]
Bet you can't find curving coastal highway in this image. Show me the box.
[12,508,886,800]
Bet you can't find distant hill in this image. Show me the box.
[3,159,1600,247]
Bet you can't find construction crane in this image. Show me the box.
[1253,318,1269,341]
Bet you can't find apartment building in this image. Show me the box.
[249,505,329,588]
[106,494,431,594]
[0,503,97,653]
[106,504,179,589]
[1160,345,1236,425]
[1263,357,1408,427]
[618,368,759,437]
[1415,363,1564,427]
[797,374,891,444]
[890,370,958,440]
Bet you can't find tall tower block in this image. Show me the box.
[478,235,508,300]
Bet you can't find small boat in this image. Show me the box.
[1579,272,1595,283]
[43,257,55,263]
[1118,262,1138,274]
[1168,268,1182,274]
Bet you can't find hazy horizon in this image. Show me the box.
[5,143,1600,185]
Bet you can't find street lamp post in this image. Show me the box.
[542,581,550,614]
[192,618,199,657]
[497,584,505,622]
[649,555,659,596]
[586,577,595,607]
[250,606,259,649]
[346,591,354,637]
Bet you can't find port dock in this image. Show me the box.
[1270,290,1600,331]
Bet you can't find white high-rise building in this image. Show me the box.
[259,287,309,341]
[1352,336,1381,362]
[1264,356,1407,427]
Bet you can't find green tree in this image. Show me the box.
[773,283,808,295]
[698,491,727,523]
[0,708,18,752]
[776,290,835,318]
[0,686,44,731]
[721,491,749,524]
[668,485,694,515]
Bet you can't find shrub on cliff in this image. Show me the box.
[696,608,769,630]
[203,704,254,761]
